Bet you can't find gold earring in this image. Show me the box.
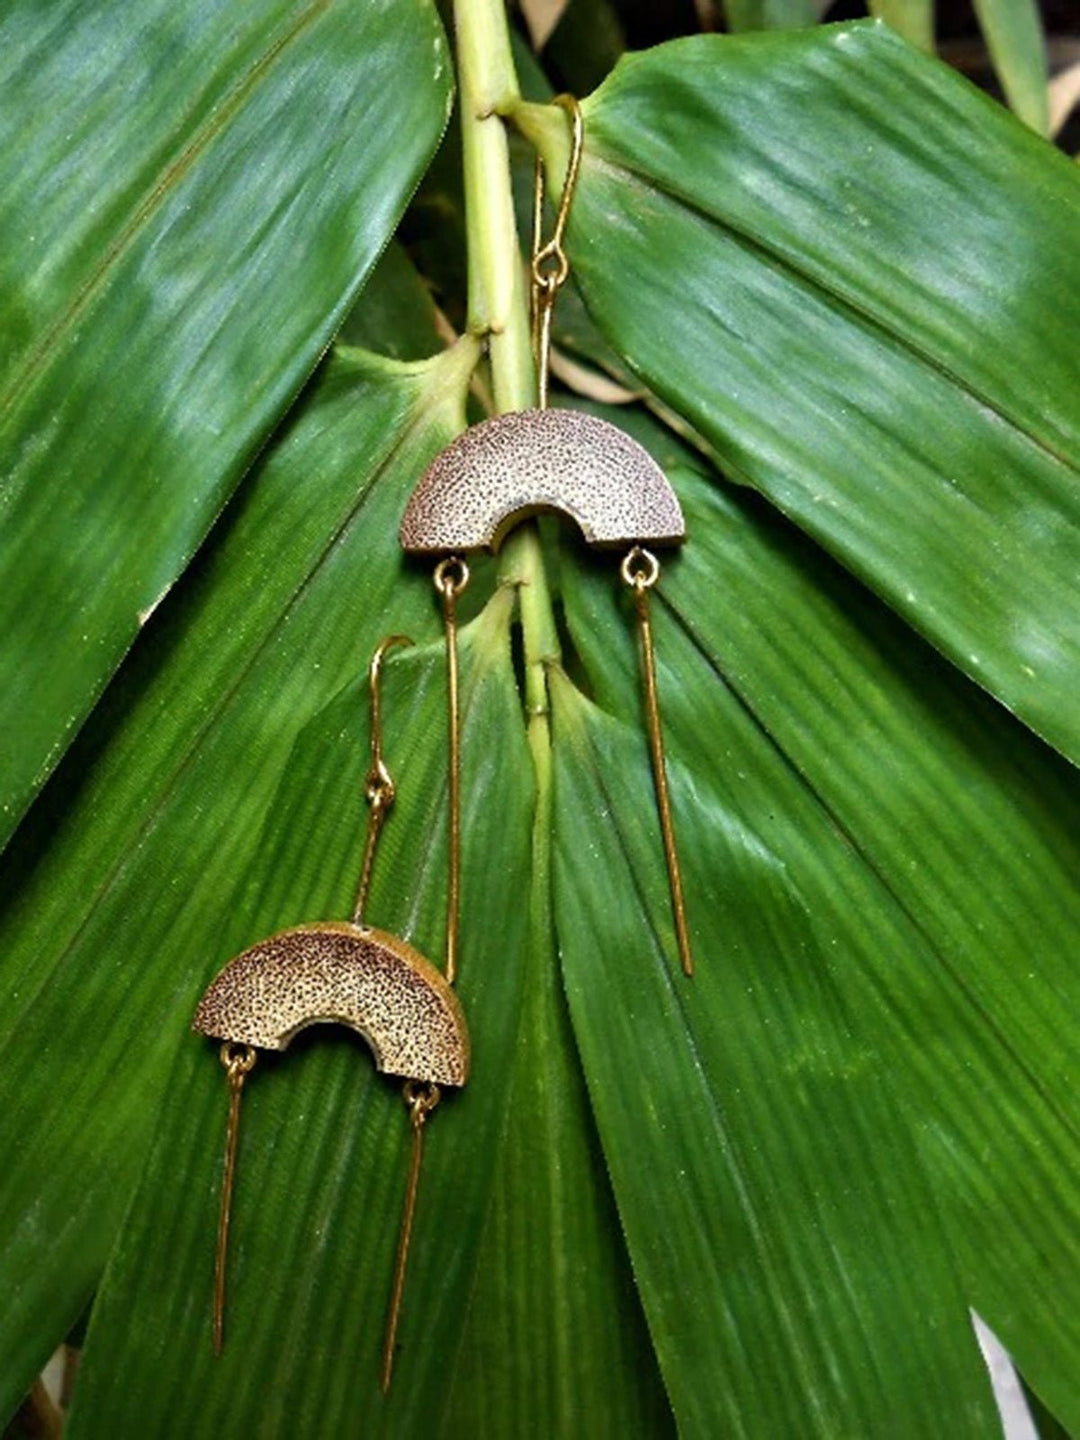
[399,95,693,976]
[191,634,469,1390]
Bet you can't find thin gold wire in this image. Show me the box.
[433,556,469,986]
[380,1080,441,1392]
[621,547,694,978]
[352,634,414,926]
[350,625,454,1391]
[531,94,584,410]
[212,1041,257,1356]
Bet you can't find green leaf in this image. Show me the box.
[1023,1377,1075,1440]
[338,242,452,362]
[542,0,627,96]
[972,0,1050,133]
[517,23,1080,763]
[724,0,818,34]
[867,0,934,53]
[554,424,1080,1431]
[0,0,452,848]
[0,341,475,1420]
[439,742,673,1437]
[552,681,995,1436]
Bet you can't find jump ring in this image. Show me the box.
[434,555,470,598]
[620,545,660,591]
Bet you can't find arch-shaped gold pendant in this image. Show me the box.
[192,921,469,1088]
[400,408,685,555]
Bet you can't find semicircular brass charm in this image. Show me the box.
[192,921,469,1087]
[400,408,685,554]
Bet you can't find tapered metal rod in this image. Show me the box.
[212,1043,256,1355]
[434,558,469,985]
[380,1082,440,1392]
[352,794,387,927]
[622,548,694,977]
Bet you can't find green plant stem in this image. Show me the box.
[454,0,560,724]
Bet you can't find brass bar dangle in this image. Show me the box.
[211,1041,256,1355]
[380,1079,440,1392]
[622,547,693,976]
[432,557,469,984]
[192,634,470,1388]
[399,94,695,977]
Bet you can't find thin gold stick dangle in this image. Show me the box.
[380,1080,441,1392]
[531,94,584,410]
[353,634,414,925]
[212,1040,256,1356]
[622,547,693,977]
[433,556,469,984]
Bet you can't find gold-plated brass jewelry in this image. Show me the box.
[399,94,695,977]
[381,1079,440,1392]
[212,1041,255,1357]
[192,634,469,1384]
[622,547,692,976]
[399,408,685,554]
[193,922,469,1083]
[531,93,584,409]
[433,556,469,985]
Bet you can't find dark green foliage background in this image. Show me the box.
[1,0,1078,1435]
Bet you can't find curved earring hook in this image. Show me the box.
[366,633,414,805]
[354,634,414,926]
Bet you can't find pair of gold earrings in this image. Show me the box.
[191,95,692,1392]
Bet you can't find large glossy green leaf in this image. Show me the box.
[0,0,451,848]
[552,682,996,1437]
[516,22,1080,764]
[553,410,1080,1431]
[440,738,673,1438]
[0,341,475,1420]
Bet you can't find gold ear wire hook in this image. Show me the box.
[531,94,584,409]
[211,1041,257,1356]
[353,634,414,926]
[621,547,694,977]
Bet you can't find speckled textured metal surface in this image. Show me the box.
[400,408,686,554]
[192,921,469,1087]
